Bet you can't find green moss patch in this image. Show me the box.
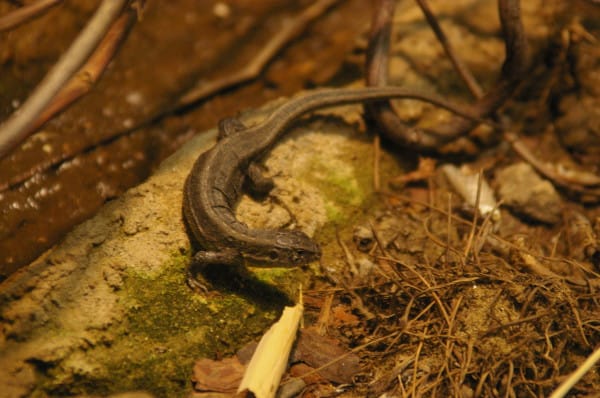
[35,255,290,397]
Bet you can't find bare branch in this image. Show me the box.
[414,0,483,98]
[0,0,62,32]
[177,0,342,107]
[0,0,129,159]
[365,0,529,150]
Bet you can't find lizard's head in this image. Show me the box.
[247,230,321,267]
[276,230,321,265]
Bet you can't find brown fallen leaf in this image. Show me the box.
[192,357,245,393]
[289,362,327,385]
[331,304,360,326]
[291,327,361,384]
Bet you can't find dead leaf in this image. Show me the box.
[292,327,361,384]
[192,357,245,393]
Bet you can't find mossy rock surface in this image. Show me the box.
[0,96,402,397]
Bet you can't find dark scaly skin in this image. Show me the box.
[182,86,481,290]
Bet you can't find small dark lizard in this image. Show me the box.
[182,87,480,290]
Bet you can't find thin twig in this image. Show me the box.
[177,0,342,107]
[414,0,483,98]
[0,0,128,159]
[0,10,138,191]
[471,198,502,259]
[383,189,600,289]
[505,360,515,398]
[373,133,381,191]
[378,247,453,329]
[463,169,483,258]
[411,339,424,397]
[505,131,600,200]
[0,0,340,189]
[30,11,136,134]
[315,292,334,335]
[336,228,359,276]
[365,0,529,150]
[0,0,62,32]
[445,192,452,267]
[420,217,465,259]
[482,312,550,336]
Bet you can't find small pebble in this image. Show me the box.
[496,162,562,224]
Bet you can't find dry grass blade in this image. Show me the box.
[349,168,599,396]
[463,169,483,259]
[549,345,600,398]
[237,299,303,398]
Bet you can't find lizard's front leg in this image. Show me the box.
[187,248,244,292]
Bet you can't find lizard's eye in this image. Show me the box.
[268,250,279,261]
